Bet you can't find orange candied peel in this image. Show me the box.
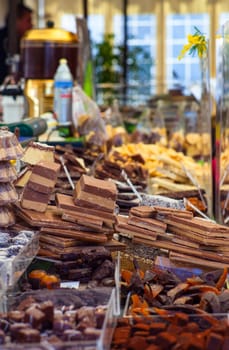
[121,269,133,284]
[215,267,228,290]
[130,294,150,315]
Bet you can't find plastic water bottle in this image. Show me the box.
[53,58,73,125]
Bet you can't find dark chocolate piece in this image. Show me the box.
[24,306,45,329]
[17,328,41,343]
[10,323,30,341]
[62,329,83,341]
[8,310,25,323]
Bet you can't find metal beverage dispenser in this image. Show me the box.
[21,23,79,117]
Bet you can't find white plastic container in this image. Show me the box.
[53,58,73,124]
[1,85,25,123]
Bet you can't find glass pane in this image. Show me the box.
[191,63,201,81]
[173,25,185,39]
[173,44,183,57]
[88,14,105,43]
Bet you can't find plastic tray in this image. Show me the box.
[1,287,115,350]
[0,230,39,291]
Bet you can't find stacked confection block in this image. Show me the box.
[15,141,56,189]
[52,174,118,244]
[73,174,117,213]
[115,205,229,269]
[0,127,24,227]
[21,160,60,212]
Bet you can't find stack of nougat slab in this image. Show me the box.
[20,160,60,212]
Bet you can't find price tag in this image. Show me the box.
[60,281,80,289]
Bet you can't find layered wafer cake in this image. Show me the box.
[21,161,60,212]
[0,126,24,160]
[0,127,23,226]
[0,182,18,205]
[73,174,117,213]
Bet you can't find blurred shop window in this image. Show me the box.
[87,15,105,43]
[61,14,77,33]
[166,13,209,94]
[114,14,156,104]
[60,13,104,42]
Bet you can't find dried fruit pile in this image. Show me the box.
[121,263,229,316]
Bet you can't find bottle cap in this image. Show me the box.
[59,58,67,64]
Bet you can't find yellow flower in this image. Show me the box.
[178,27,207,60]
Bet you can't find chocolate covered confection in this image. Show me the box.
[74,174,117,213]
[21,141,55,165]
